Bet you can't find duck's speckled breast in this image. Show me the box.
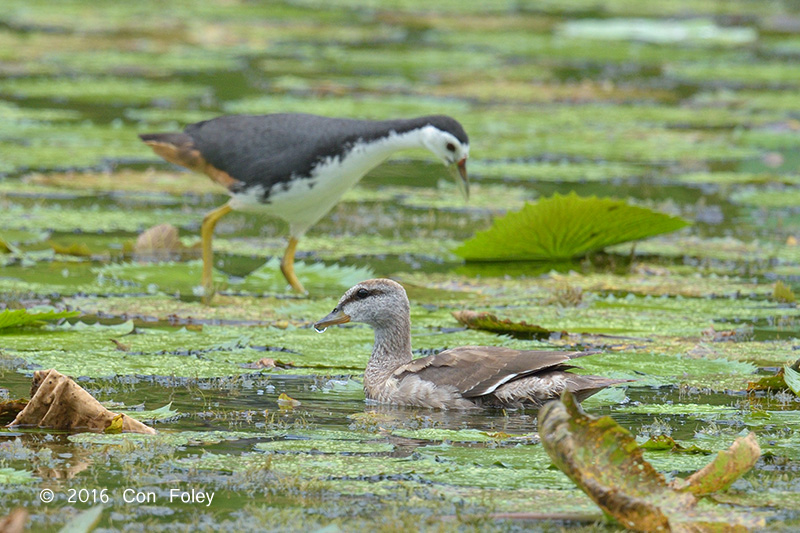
[366,375,478,410]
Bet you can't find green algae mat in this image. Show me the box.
[2,0,800,530]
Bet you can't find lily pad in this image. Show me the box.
[0,308,80,330]
[454,193,689,262]
[0,76,210,105]
[559,19,756,45]
[0,467,36,484]
[255,439,394,454]
[94,259,373,296]
[120,402,179,422]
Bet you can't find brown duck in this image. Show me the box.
[314,279,627,410]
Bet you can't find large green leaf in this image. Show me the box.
[453,192,690,261]
[0,308,80,331]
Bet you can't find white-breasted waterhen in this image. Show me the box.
[139,113,469,296]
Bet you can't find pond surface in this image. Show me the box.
[1,0,800,530]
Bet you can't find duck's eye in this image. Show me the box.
[356,288,370,299]
[446,142,456,152]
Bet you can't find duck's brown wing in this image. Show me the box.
[395,346,589,398]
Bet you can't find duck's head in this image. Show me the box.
[418,116,469,201]
[314,279,409,330]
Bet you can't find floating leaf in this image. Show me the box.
[538,390,763,531]
[277,393,301,409]
[672,433,761,497]
[0,468,36,485]
[95,259,373,296]
[0,399,28,424]
[747,368,787,392]
[0,509,27,533]
[559,19,756,45]
[453,193,690,261]
[784,365,800,396]
[0,236,17,254]
[122,402,179,422]
[57,505,104,533]
[640,435,711,455]
[451,310,555,339]
[255,440,394,454]
[0,308,80,330]
[104,414,124,434]
[773,280,796,304]
[48,241,94,257]
[134,223,187,258]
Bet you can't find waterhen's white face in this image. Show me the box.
[419,126,470,200]
[314,279,408,330]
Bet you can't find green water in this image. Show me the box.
[1,0,800,530]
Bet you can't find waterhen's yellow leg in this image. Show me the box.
[280,236,307,294]
[201,203,233,301]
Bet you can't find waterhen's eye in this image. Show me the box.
[356,288,370,299]
[446,142,456,152]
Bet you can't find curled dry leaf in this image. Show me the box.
[671,433,760,497]
[538,390,763,532]
[784,364,800,396]
[242,358,295,369]
[7,369,156,435]
[134,223,187,259]
[0,509,27,533]
[0,399,28,424]
[747,367,788,392]
[451,310,555,340]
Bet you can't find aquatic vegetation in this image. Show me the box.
[0,468,36,484]
[0,0,799,529]
[0,308,79,330]
[451,310,554,339]
[539,391,763,530]
[774,280,797,304]
[454,193,689,261]
[558,18,757,46]
[94,259,373,296]
[0,77,211,106]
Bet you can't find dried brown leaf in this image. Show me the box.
[451,310,555,339]
[539,391,763,532]
[671,433,760,497]
[8,369,156,435]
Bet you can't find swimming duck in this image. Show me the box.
[314,279,626,410]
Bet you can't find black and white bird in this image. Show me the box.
[139,114,470,296]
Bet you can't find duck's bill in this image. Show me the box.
[314,308,351,329]
[448,158,469,201]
